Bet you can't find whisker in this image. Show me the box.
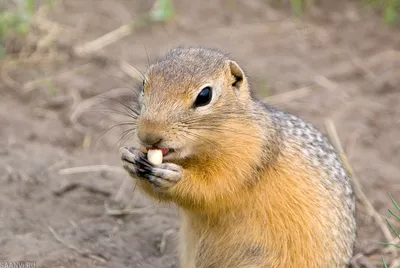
[99,95,140,117]
[93,121,136,146]
[115,128,137,147]
[145,50,150,69]
[119,131,137,147]
[181,114,253,124]
[141,41,151,69]
[91,108,139,120]
[188,126,260,140]
[120,61,146,83]
[177,120,260,140]
[105,74,142,88]
[178,128,219,148]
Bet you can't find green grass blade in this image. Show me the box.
[379,242,400,249]
[382,255,388,268]
[46,0,55,7]
[384,5,399,24]
[150,0,174,22]
[385,218,400,239]
[25,0,35,16]
[389,208,400,221]
[381,193,400,266]
[0,45,7,58]
[389,193,400,213]
[290,0,303,16]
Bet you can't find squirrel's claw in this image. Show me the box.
[144,163,182,189]
[120,147,182,190]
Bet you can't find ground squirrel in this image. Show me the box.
[119,47,356,268]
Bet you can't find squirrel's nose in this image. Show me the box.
[138,117,166,146]
[138,131,163,146]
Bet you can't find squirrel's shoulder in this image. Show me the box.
[254,101,354,207]
[256,101,339,165]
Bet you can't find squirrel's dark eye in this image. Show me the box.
[194,86,212,107]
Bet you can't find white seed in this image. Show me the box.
[147,149,163,165]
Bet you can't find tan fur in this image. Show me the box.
[137,128,349,267]
[130,47,355,268]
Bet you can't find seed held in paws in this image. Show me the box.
[147,149,163,165]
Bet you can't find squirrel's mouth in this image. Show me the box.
[142,146,174,157]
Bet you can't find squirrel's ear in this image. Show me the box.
[228,60,245,90]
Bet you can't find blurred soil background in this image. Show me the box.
[0,0,399,267]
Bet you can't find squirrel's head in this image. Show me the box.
[135,47,255,162]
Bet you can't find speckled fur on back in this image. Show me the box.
[268,105,355,214]
[266,104,356,262]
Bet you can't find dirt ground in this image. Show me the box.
[1,0,399,267]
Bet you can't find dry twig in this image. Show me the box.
[23,62,93,93]
[114,175,130,203]
[73,23,135,57]
[324,119,397,257]
[104,203,150,216]
[314,75,338,92]
[366,50,400,68]
[69,87,134,133]
[1,53,69,92]
[71,12,151,58]
[53,182,80,196]
[350,253,374,268]
[48,226,107,263]
[120,61,144,81]
[59,165,125,175]
[159,228,177,254]
[263,85,315,106]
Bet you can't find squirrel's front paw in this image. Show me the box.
[120,147,182,190]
